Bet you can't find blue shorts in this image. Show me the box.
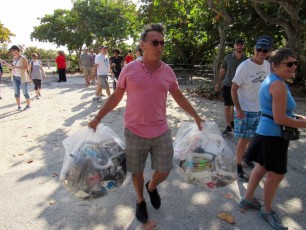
[234,111,260,139]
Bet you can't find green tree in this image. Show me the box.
[0,22,15,43]
[207,0,232,83]
[253,0,306,83]
[23,46,58,60]
[138,0,219,65]
[31,0,137,67]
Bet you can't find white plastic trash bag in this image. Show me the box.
[60,124,126,199]
[173,121,236,188]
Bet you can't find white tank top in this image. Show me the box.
[12,55,24,77]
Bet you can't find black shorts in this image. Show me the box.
[245,134,289,174]
[222,86,234,106]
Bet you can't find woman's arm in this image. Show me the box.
[271,80,306,128]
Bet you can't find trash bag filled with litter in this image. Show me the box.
[173,121,236,189]
[60,124,126,199]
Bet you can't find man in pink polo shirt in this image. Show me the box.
[89,23,203,224]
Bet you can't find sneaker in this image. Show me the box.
[92,97,98,102]
[238,168,249,182]
[36,96,40,100]
[258,208,288,230]
[239,198,261,210]
[24,105,31,110]
[145,181,161,209]
[17,106,23,111]
[136,200,148,223]
[222,126,232,135]
[243,157,255,168]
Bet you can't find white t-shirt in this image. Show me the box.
[95,54,110,75]
[232,58,270,112]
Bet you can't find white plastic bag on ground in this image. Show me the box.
[60,124,126,199]
[173,121,236,188]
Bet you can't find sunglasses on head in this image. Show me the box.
[256,48,269,53]
[281,61,298,67]
[150,40,165,47]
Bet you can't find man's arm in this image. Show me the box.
[170,89,204,130]
[231,82,244,118]
[214,68,226,92]
[79,55,83,69]
[88,87,125,131]
[94,63,98,75]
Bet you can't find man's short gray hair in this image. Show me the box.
[140,23,165,41]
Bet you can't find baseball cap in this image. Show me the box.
[99,45,107,49]
[256,35,273,50]
[234,39,244,45]
[9,45,20,51]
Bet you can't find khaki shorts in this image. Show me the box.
[124,128,174,173]
[83,67,92,78]
[97,75,109,89]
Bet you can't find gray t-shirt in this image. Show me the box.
[79,53,93,67]
[221,52,247,87]
[30,60,43,80]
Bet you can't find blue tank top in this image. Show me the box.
[256,73,296,136]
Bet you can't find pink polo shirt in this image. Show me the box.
[117,61,179,138]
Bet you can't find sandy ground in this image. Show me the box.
[0,73,305,230]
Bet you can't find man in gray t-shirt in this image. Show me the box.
[79,48,93,87]
[215,39,247,134]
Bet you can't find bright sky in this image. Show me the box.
[0,0,73,50]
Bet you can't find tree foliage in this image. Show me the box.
[138,0,220,65]
[31,0,137,65]
[252,0,306,83]
[0,22,15,44]
[21,0,306,83]
[23,46,58,59]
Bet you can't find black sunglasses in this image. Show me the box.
[150,40,165,47]
[256,48,269,53]
[281,61,298,67]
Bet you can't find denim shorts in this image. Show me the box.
[13,76,30,99]
[97,75,109,89]
[124,128,174,173]
[234,111,260,139]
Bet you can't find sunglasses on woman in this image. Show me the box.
[256,48,269,53]
[281,61,298,67]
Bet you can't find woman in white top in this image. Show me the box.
[3,45,30,111]
[134,45,143,61]
[29,53,46,99]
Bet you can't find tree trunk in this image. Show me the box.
[207,0,232,84]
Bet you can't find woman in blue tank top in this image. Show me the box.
[238,48,306,230]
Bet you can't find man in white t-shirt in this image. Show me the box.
[231,35,273,181]
[93,45,114,102]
